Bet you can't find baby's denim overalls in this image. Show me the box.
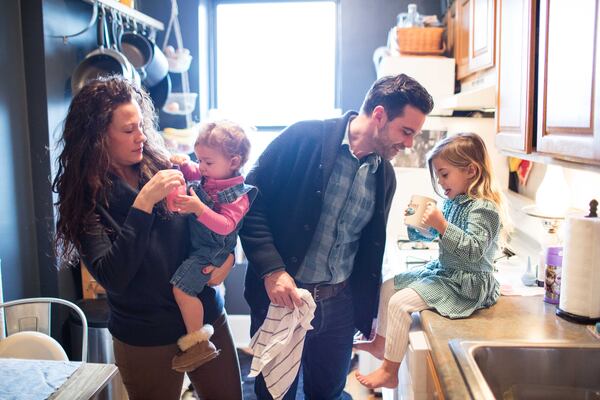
[170,180,257,296]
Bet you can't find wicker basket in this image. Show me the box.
[396,27,445,55]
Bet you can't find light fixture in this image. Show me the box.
[522,164,571,286]
[534,164,571,218]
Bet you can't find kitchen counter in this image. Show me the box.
[420,295,599,399]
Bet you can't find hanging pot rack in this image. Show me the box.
[81,0,164,32]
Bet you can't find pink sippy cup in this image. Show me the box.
[166,184,187,212]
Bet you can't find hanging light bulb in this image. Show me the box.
[535,164,570,218]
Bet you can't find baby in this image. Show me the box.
[168,120,257,372]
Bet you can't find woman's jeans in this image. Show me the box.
[252,284,355,400]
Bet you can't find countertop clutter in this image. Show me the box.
[421,295,600,399]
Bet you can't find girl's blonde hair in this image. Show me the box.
[195,120,251,171]
[427,132,512,241]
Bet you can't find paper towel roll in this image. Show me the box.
[559,215,600,319]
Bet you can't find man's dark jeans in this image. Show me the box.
[252,284,355,400]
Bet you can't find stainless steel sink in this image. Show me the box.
[449,340,600,399]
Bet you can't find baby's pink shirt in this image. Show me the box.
[180,161,250,235]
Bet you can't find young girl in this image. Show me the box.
[168,120,257,373]
[354,132,509,389]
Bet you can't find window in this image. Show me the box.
[212,1,338,127]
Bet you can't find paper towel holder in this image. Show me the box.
[555,199,600,325]
[586,199,598,218]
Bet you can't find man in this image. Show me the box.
[240,74,434,399]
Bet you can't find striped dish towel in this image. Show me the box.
[248,288,316,400]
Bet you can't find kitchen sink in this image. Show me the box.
[449,340,600,399]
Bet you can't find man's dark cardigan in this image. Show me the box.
[240,111,397,337]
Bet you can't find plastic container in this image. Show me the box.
[397,3,423,28]
[543,246,563,304]
[162,92,197,115]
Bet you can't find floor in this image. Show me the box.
[180,349,377,400]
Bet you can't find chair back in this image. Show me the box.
[0,298,88,362]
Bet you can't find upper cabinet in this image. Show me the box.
[537,0,600,162]
[456,0,496,80]
[495,0,536,153]
[496,0,600,164]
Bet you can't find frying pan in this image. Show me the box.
[71,8,139,95]
[117,18,169,88]
[148,73,171,111]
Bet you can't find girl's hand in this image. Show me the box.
[170,154,190,166]
[205,253,235,286]
[422,203,448,235]
[173,187,206,217]
[133,169,185,213]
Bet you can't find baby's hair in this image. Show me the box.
[195,120,251,170]
[427,132,511,239]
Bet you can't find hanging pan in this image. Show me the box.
[148,73,171,111]
[118,18,169,89]
[71,8,138,95]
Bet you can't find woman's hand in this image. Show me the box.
[205,253,235,286]
[422,203,448,235]
[133,169,185,213]
[172,187,206,217]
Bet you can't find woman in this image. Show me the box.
[52,76,242,400]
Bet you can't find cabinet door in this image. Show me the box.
[469,0,496,72]
[457,0,496,79]
[537,0,600,162]
[495,0,536,153]
[456,0,471,79]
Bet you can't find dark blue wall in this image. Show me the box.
[0,0,39,300]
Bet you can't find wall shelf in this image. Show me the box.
[82,0,164,31]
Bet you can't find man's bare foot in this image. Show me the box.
[354,360,400,389]
[353,334,385,360]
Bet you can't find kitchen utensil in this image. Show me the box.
[71,8,138,95]
[118,17,168,88]
[147,73,171,111]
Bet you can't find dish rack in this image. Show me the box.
[162,0,197,126]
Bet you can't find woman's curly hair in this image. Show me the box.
[52,76,170,266]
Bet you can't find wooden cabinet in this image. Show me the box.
[495,0,536,153]
[456,0,496,80]
[496,0,600,164]
[536,0,600,162]
[426,351,445,399]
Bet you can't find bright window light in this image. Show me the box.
[215,2,338,127]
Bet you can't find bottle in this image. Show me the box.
[397,4,423,28]
[543,246,563,304]
[536,226,560,287]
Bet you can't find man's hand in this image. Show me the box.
[264,270,303,309]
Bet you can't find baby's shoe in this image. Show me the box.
[172,324,220,372]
